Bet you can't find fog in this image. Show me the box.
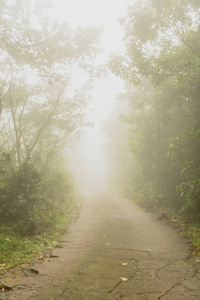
[49,0,133,194]
[67,76,125,194]
[0,0,198,244]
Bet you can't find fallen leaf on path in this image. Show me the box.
[196,260,200,262]
[122,263,128,266]
[107,243,110,245]
[0,285,12,292]
[120,277,128,282]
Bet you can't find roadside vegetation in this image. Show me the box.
[0,0,99,274]
[0,194,74,274]
[0,163,75,274]
[1,0,200,276]
[108,0,200,254]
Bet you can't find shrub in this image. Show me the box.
[0,162,73,236]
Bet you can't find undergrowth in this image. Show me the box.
[0,199,75,275]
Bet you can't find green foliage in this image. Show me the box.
[0,161,74,236]
[0,207,73,273]
[0,0,99,167]
[184,225,200,255]
[0,162,40,223]
[109,0,200,222]
[0,0,100,237]
[0,0,97,270]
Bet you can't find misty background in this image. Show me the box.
[52,0,133,194]
[0,0,199,238]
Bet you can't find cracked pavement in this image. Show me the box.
[0,194,200,299]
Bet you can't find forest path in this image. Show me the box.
[1,194,200,300]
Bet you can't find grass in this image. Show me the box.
[181,223,200,255]
[0,197,76,275]
[161,213,200,256]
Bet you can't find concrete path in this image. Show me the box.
[1,194,200,299]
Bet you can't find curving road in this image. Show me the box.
[2,194,200,299]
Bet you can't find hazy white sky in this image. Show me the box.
[49,0,133,192]
[50,0,133,124]
[51,0,131,28]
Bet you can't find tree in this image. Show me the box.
[0,0,101,235]
[109,0,200,219]
[0,0,100,168]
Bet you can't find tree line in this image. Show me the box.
[0,0,99,235]
[109,0,200,222]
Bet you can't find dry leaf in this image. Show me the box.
[122,263,128,266]
[196,260,200,263]
[120,277,128,282]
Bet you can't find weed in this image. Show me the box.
[0,198,75,274]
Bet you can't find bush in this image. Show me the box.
[0,162,73,236]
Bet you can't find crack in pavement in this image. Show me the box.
[108,280,122,293]
[60,286,69,296]
[155,258,185,277]
[115,293,128,299]
[156,258,200,299]
[157,282,182,299]
[1,194,200,300]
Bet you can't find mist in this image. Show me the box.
[66,75,126,195]
[67,134,108,194]
[0,1,200,293]
[47,0,132,196]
